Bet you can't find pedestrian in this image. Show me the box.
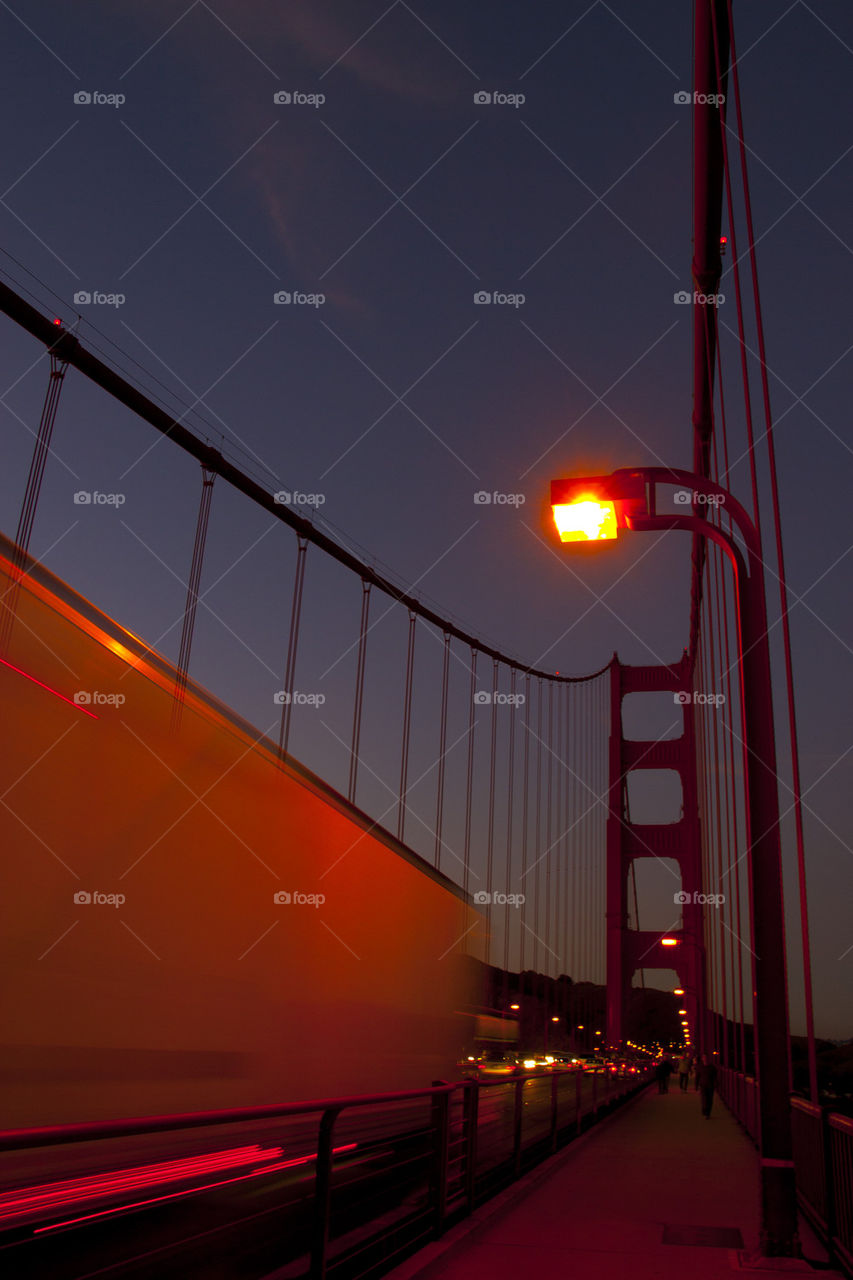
[655,1056,674,1093]
[697,1053,718,1118]
[676,1051,691,1092]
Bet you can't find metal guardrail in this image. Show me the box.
[719,1067,853,1276]
[0,1068,652,1280]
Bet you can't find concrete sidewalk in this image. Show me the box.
[390,1084,838,1280]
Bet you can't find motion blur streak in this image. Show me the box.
[31,1143,358,1234]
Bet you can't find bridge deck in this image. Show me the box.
[390,1084,835,1280]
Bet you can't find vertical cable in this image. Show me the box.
[433,631,451,870]
[463,648,478,898]
[2,352,70,653]
[347,580,371,805]
[723,0,816,1102]
[534,678,543,975]
[504,668,517,978]
[520,673,531,974]
[173,464,216,729]
[279,535,309,757]
[397,610,417,844]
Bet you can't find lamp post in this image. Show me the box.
[550,466,798,1257]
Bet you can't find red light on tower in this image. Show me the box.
[720,235,728,256]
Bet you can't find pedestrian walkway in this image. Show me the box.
[390,1084,838,1279]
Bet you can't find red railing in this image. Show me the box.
[0,1067,653,1280]
[720,1067,853,1276]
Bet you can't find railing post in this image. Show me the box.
[430,1084,450,1235]
[311,1107,340,1280]
[513,1078,524,1178]
[463,1082,479,1213]
[821,1107,838,1265]
[575,1069,582,1135]
[550,1071,559,1153]
[592,1069,599,1118]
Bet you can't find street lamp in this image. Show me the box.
[550,466,797,1257]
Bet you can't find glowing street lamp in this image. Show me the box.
[549,465,797,1254]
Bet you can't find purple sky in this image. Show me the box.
[0,0,850,1037]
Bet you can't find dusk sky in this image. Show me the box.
[0,1,851,1037]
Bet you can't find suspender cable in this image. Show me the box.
[504,668,517,978]
[724,0,816,1104]
[347,580,371,805]
[520,673,531,974]
[463,648,478,899]
[396,610,417,844]
[545,681,554,977]
[485,660,499,965]
[433,631,451,871]
[716,354,748,1071]
[534,678,544,975]
[2,352,70,653]
[279,535,309,757]
[173,464,216,728]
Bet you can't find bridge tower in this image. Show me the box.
[605,653,707,1052]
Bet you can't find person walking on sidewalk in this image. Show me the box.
[697,1053,718,1118]
[676,1052,691,1092]
[655,1056,674,1093]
